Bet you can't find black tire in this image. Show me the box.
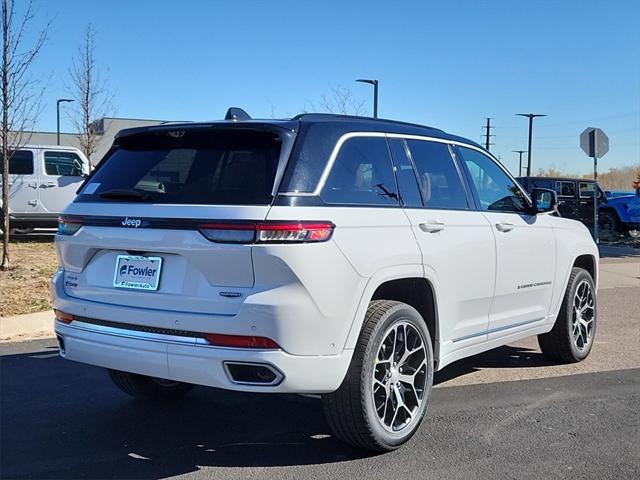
[599,210,620,234]
[322,300,434,451]
[538,267,597,363]
[108,369,194,401]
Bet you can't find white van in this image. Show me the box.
[0,145,89,232]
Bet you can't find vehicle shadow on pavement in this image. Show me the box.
[434,345,561,386]
[2,343,563,478]
[0,347,375,479]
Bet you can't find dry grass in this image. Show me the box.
[0,241,59,317]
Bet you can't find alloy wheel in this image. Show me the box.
[572,280,595,351]
[372,321,428,433]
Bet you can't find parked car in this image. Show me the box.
[0,145,89,233]
[518,176,640,235]
[604,190,635,199]
[517,176,605,228]
[52,110,598,451]
[599,188,640,235]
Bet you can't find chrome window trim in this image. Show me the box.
[279,131,531,203]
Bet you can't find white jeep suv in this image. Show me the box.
[52,110,598,451]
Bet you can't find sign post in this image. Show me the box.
[580,127,609,244]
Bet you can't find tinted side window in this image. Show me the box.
[388,138,422,208]
[458,147,527,213]
[406,140,468,210]
[556,181,576,197]
[0,150,34,174]
[579,182,595,198]
[44,151,84,176]
[321,136,398,206]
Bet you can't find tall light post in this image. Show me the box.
[512,150,527,176]
[356,79,378,118]
[56,98,74,145]
[516,113,546,177]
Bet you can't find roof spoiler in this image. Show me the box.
[225,107,251,121]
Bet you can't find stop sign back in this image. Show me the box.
[580,127,609,158]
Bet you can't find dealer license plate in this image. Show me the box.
[113,255,163,291]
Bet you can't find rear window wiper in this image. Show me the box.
[99,189,152,201]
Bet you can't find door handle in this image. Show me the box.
[28,182,37,188]
[28,199,38,206]
[419,221,445,233]
[495,222,514,232]
[41,182,57,188]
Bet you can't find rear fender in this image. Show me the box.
[342,263,432,349]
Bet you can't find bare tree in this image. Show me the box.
[306,84,366,116]
[69,24,112,169]
[1,0,49,270]
[631,170,640,193]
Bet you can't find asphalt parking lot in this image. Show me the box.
[1,255,639,479]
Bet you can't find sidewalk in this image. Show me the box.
[0,310,55,342]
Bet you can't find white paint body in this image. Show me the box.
[52,132,598,394]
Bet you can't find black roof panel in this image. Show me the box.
[114,112,482,149]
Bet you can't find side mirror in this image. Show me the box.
[530,188,557,214]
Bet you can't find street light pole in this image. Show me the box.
[516,113,546,177]
[356,79,378,118]
[56,98,74,145]
[512,150,527,176]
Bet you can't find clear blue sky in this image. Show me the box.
[29,0,640,175]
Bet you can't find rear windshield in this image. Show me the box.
[76,129,282,205]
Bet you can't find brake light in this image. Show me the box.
[256,222,334,243]
[54,309,74,324]
[204,333,280,349]
[57,216,83,235]
[198,221,334,244]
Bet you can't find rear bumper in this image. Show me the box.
[55,319,352,393]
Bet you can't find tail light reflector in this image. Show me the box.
[204,333,280,349]
[54,309,74,324]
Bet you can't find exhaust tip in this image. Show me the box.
[223,362,283,386]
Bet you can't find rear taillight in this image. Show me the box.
[57,216,83,235]
[204,333,280,349]
[198,221,334,244]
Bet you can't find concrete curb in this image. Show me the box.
[0,310,55,342]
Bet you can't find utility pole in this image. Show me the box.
[516,113,546,177]
[481,117,494,151]
[512,150,527,176]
